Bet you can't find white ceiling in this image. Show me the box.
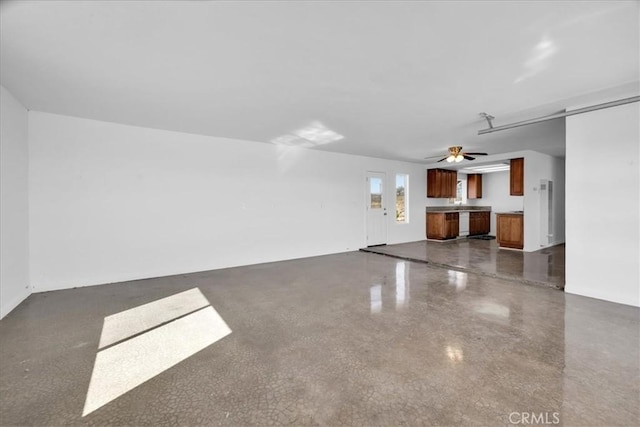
[1,1,638,162]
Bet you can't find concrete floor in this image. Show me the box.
[0,251,638,426]
[362,239,565,289]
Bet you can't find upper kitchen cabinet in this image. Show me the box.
[510,158,524,196]
[427,169,457,198]
[467,174,483,199]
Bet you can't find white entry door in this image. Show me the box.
[366,172,387,246]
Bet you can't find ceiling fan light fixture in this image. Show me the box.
[427,145,488,163]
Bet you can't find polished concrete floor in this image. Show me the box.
[362,239,565,289]
[1,251,638,426]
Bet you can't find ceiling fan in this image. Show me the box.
[425,146,488,163]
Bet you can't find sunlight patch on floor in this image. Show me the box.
[99,288,210,348]
[83,288,231,416]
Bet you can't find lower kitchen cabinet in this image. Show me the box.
[496,213,524,249]
[426,212,459,240]
[469,211,490,235]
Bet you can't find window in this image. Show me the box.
[395,174,409,223]
[453,179,467,205]
[369,177,383,209]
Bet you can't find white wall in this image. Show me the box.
[0,86,30,318]
[565,102,639,307]
[468,171,523,235]
[523,151,566,251]
[552,156,566,244]
[28,112,426,292]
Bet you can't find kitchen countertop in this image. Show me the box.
[495,211,524,215]
[426,206,492,213]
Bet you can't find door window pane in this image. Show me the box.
[370,177,383,209]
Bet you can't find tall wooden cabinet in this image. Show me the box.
[496,213,524,249]
[427,169,457,198]
[467,174,483,199]
[510,158,524,196]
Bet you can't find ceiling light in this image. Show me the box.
[446,155,455,163]
[455,155,464,162]
[461,163,510,173]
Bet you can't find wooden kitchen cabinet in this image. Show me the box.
[467,174,483,199]
[427,169,457,198]
[426,169,438,197]
[510,158,524,196]
[446,213,459,238]
[426,212,459,240]
[496,213,524,249]
[469,211,490,235]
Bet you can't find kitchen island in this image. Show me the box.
[495,212,524,249]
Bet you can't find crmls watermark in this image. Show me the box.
[508,412,561,425]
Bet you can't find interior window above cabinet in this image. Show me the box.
[427,169,457,198]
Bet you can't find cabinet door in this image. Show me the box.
[427,169,438,198]
[445,212,459,238]
[469,212,478,235]
[447,170,457,198]
[440,170,448,198]
[510,216,523,247]
[497,216,510,245]
[510,158,524,196]
[453,171,458,198]
[445,170,452,198]
[469,212,489,235]
[452,213,460,237]
[497,215,523,249]
[427,212,446,239]
[482,212,490,234]
[467,174,482,199]
[440,170,451,198]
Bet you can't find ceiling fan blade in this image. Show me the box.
[463,152,488,156]
[463,155,476,161]
[436,156,449,162]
